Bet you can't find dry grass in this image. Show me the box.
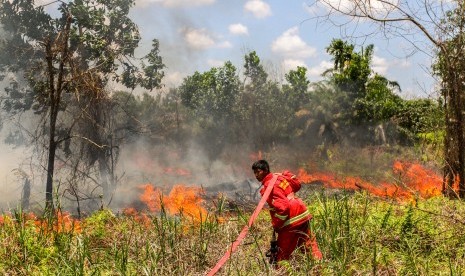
[1,192,465,275]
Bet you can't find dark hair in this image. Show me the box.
[252,159,270,172]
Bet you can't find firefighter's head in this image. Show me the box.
[252,159,270,182]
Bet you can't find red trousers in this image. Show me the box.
[276,221,322,262]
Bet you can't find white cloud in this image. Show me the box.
[229,23,249,35]
[308,60,333,77]
[271,27,316,58]
[181,28,232,50]
[319,0,354,13]
[181,28,215,50]
[136,0,215,8]
[372,55,388,74]
[282,59,307,73]
[244,0,272,19]
[320,0,399,17]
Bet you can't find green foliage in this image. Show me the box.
[83,208,115,238]
[179,61,240,121]
[431,1,465,197]
[240,51,297,148]
[283,66,310,112]
[174,43,443,151]
[319,39,435,146]
[400,204,415,237]
[244,51,268,87]
[309,192,465,275]
[0,0,166,207]
[1,192,465,275]
[325,39,372,98]
[397,98,444,137]
[178,61,242,160]
[357,74,402,123]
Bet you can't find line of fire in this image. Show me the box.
[1,153,454,233]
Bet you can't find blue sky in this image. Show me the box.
[40,0,438,98]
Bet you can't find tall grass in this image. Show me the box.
[1,192,465,275]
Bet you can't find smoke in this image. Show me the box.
[0,129,37,211]
[110,137,257,210]
[0,73,44,212]
[0,145,21,209]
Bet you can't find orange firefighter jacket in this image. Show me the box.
[260,172,312,231]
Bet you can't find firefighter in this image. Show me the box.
[252,159,323,265]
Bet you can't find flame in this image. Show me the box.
[298,160,447,201]
[139,184,207,222]
[0,211,81,234]
[123,207,152,227]
[139,184,162,212]
[34,210,81,233]
[393,160,442,198]
[445,174,460,193]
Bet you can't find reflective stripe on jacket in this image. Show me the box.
[260,173,312,231]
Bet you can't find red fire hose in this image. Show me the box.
[207,175,278,275]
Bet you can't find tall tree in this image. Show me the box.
[241,51,290,149]
[179,61,241,166]
[325,39,372,101]
[324,39,402,145]
[0,0,164,209]
[283,66,310,111]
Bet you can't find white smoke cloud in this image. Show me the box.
[34,0,51,6]
[163,71,185,87]
[111,139,256,210]
[0,128,36,210]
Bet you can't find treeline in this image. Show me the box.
[0,0,443,212]
[114,40,443,158]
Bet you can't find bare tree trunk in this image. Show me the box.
[45,13,72,210]
[45,118,57,209]
[22,178,31,211]
[45,39,58,210]
[443,66,465,198]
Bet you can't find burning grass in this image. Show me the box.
[298,160,449,202]
[1,152,464,275]
[1,191,465,275]
[138,184,207,222]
